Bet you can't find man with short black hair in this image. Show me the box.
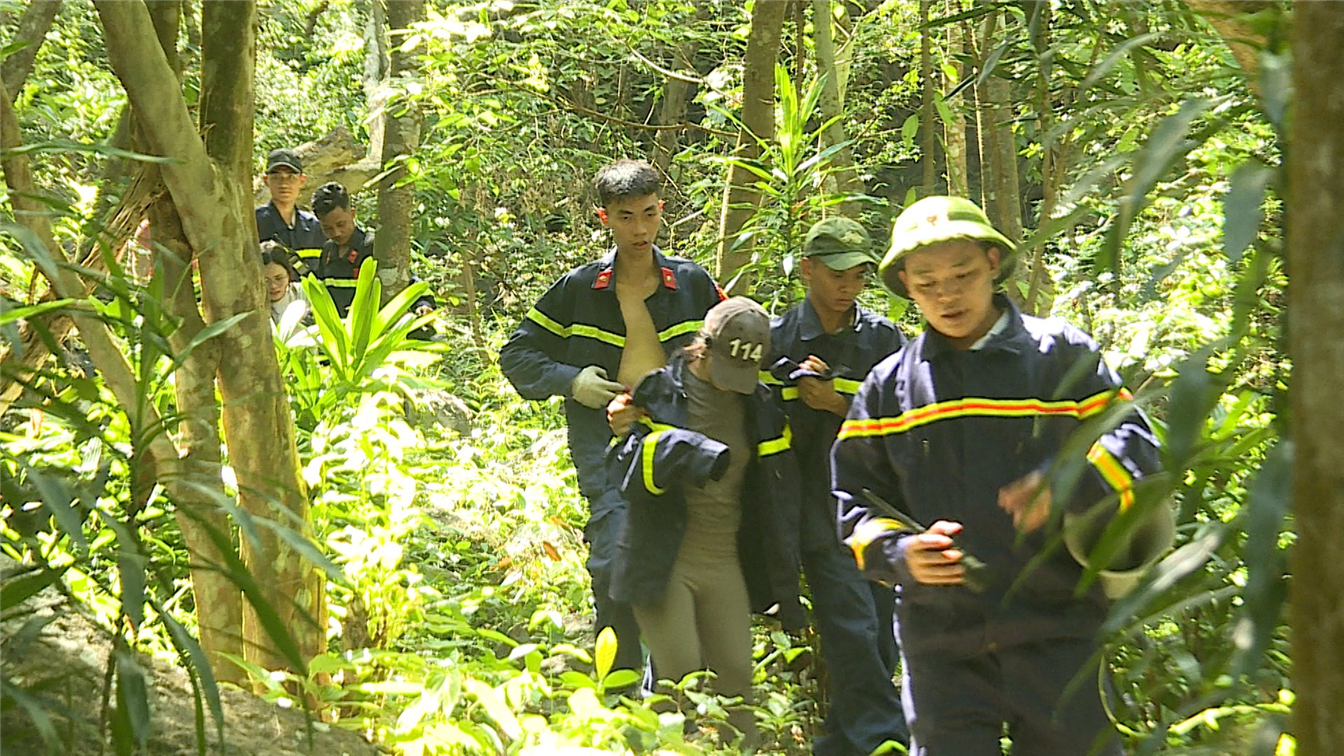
[765,217,909,755]
[310,181,434,318]
[499,158,725,673]
[255,148,326,274]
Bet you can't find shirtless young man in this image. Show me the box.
[499,159,724,671]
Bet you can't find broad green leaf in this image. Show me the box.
[593,625,617,682]
[115,648,152,749]
[0,565,68,611]
[1231,442,1291,680]
[1224,162,1272,263]
[465,678,522,740]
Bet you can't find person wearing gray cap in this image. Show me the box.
[607,296,803,746]
[764,217,909,754]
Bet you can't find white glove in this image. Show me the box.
[571,365,624,409]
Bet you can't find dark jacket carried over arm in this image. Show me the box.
[831,296,1162,655]
[607,354,804,629]
[498,248,725,519]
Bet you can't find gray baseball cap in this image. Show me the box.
[704,297,771,395]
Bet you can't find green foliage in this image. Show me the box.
[276,259,442,430]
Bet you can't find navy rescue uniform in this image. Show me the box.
[498,248,725,671]
[607,352,803,628]
[255,201,326,275]
[315,226,434,318]
[832,296,1159,756]
[765,298,909,755]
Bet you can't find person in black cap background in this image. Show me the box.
[309,181,435,319]
[606,296,802,746]
[255,148,327,274]
[763,217,909,755]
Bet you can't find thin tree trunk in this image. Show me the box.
[143,0,244,683]
[714,0,787,290]
[944,0,968,197]
[373,0,425,300]
[1288,4,1344,751]
[919,0,937,195]
[96,0,324,675]
[979,14,1022,259]
[198,0,324,676]
[1184,0,1274,99]
[651,5,708,176]
[1023,0,1054,316]
[812,0,864,212]
[2,0,62,101]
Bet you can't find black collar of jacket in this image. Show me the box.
[921,293,1031,361]
[324,225,372,264]
[798,296,863,342]
[591,246,680,292]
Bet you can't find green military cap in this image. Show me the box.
[803,217,879,271]
[879,196,1017,297]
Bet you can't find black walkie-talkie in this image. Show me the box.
[860,489,989,593]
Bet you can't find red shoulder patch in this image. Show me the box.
[593,269,613,290]
[661,267,678,290]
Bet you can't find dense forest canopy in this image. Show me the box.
[2,0,1341,754]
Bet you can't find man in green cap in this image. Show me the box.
[830,196,1162,754]
[764,217,909,755]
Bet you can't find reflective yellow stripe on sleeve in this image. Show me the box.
[834,377,863,396]
[837,389,1133,440]
[295,247,322,260]
[324,279,360,288]
[526,307,569,338]
[848,517,905,572]
[759,371,783,386]
[642,430,667,495]
[1087,442,1136,511]
[757,423,792,458]
[525,308,627,346]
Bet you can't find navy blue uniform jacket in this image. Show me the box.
[607,353,804,629]
[498,248,724,521]
[316,226,434,317]
[832,296,1160,656]
[764,299,905,551]
[255,202,326,273]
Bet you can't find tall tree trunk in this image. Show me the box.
[919,0,937,195]
[1184,0,1274,99]
[714,0,787,290]
[363,0,389,161]
[0,82,213,685]
[1,0,62,101]
[1288,4,1344,752]
[142,0,245,684]
[651,5,708,176]
[978,14,1022,280]
[373,0,425,300]
[812,0,864,211]
[96,0,325,676]
[1022,0,1054,316]
[943,0,969,197]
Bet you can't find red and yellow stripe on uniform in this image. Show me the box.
[837,388,1132,440]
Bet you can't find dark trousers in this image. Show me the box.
[803,544,910,756]
[584,502,643,673]
[900,636,1123,756]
